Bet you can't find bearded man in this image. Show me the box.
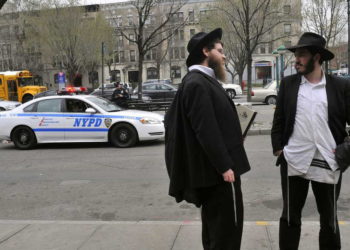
[165,28,251,249]
[271,32,350,250]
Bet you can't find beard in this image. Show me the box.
[296,57,315,76]
[208,57,226,82]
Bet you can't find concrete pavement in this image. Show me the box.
[0,220,349,249]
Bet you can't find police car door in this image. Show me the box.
[63,98,106,141]
[26,98,66,142]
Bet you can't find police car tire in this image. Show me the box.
[12,126,37,150]
[110,123,138,148]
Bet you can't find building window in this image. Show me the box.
[284,40,292,48]
[147,67,158,79]
[116,16,122,27]
[190,29,196,38]
[118,35,123,47]
[284,24,291,34]
[128,15,133,26]
[180,47,185,58]
[189,10,194,22]
[119,51,125,62]
[283,5,291,14]
[171,66,181,78]
[114,51,120,63]
[130,50,136,62]
[129,34,135,45]
[110,70,121,82]
[179,29,184,41]
[260,45,266,54]
[174,47,179,59]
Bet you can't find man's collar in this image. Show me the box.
[301,72,326,86]
[189,65,216,79]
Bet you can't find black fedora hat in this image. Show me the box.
[186,28,222,67]
[286,32,334,60]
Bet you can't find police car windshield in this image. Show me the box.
[86,96,122,112]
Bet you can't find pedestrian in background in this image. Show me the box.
[112,82,129,108]
[165,28,251,249]
[271,32,350,250]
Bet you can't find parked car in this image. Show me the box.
[143,79,172,85]
[132,82,177,100]
[92,83,132,100]
[221,83,243,99]
[251,81,277,105]
[0,98,21,111]
[0,95,164,149]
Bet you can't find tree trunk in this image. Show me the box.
[138,53,144,100]
[238,73,243,90]
[247,53,252,102]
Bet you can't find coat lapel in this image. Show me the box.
[289,74,302,116]
[325,75,336,121]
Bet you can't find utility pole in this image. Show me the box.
[101,42,105,96]
[348,0,350,74]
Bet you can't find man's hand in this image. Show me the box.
[222,169,235,183]
[274,150,283,157]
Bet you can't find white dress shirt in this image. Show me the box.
[189,65,216,79]
[283,74,340,184]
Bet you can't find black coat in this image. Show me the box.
[165,70,250,206]
[271,74,350,157]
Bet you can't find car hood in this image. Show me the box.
[0,100,21,106]
[109,110,164,120]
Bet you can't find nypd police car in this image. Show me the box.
[0,95,164,149]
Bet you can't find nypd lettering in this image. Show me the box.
[73,118,102,127]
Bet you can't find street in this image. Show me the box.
[0,134,349,222]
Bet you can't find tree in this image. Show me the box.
[23,0,113,86]
[215,0,291,101]
[302,0,347,72]
[200,9,247,86]
[113,0,187,99]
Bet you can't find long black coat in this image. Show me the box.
[165,70,250,206]
[271,74,350,158]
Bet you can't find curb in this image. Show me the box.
[248,128,271,136]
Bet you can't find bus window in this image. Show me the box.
[18,77,36,87]
[0,79,2,85]
[7,80,18,101]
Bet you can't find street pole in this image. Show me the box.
[101,42,105,96]
[348,0,350,74]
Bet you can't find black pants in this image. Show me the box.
[198,178,243,250]
[279,161,342,250]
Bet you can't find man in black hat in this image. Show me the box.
[165,28,251,249]
[271,32,350,249]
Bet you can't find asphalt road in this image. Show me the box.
[0,134,349,222]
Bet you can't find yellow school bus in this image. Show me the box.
[0,70,47,103]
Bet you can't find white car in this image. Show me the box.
[0,95,164,149]
[251,81,278,105]
[0,98,21,111]
[221,83,243,99]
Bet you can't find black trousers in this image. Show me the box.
[279,161,342,250]
[198,178,243,250]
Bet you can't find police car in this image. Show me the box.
[0,95,164,149]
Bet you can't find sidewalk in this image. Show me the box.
[0,220,349,250]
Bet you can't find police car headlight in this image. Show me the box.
[139,117,162,124]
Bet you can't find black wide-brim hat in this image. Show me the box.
[186,28,222,67]
[286,32,334,61]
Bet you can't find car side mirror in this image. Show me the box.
[85,108,97,113]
